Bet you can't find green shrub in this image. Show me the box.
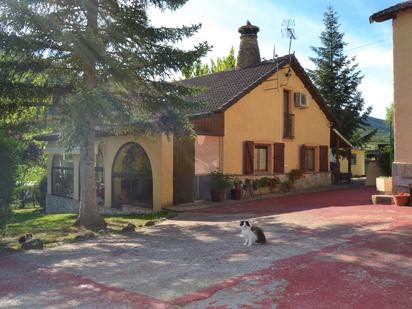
[209,170,233,192]
[15,184,36,208]
[377,146,391,176]
[37,175,48,209]
[0,130,19,218]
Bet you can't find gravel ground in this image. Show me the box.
[1,186,412,308]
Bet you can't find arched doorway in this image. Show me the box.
[112,143,153,208]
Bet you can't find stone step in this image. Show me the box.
[372,194,394,205]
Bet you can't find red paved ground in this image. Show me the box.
[176,186,412,308]
[1,186,412,308]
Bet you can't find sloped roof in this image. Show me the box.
[36,55,339,142]
[181,54,338,125]
[370,1,412,22]
[181,55,288,115]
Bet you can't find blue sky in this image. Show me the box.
[149,0,397,119]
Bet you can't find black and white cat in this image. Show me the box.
[18,233,32,244]
[240,220,266,246]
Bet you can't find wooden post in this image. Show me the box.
[347,148,352,173]
[336,136,340,171]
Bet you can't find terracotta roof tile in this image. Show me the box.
[182,55,338,125]
[181,55,289,116]
[370,1,412,23]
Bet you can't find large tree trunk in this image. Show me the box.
[75,118,106,230]
[74,0,106,230]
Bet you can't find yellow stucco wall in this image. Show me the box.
[340,149,365,176]
[46,134,173,212]
[393,9,412,163]
[101,134,173,211]
[222,66,331,175]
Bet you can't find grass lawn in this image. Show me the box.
[0,208,174,251]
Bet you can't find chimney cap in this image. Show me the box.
[238,20,260,36]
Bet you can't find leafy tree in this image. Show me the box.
[0,108,46,215]
[0,128,19,218]
[385,103,394,167]
[183,47,236,78]
[309,7,373,146]
[385,103,394,125]
[0,1,209,229]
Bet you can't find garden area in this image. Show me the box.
[0,208,173,252]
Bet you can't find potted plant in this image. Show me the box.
[393,192,410,206]
[230,177,242,200]
[280,179,293,192]
[268,176,280,193]
[209,170,233,202]
[288,169,303,181]
[255,177,271,194]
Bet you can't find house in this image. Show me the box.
[340,148,366,177]
[38,21,346,214]
[370,1,412,193]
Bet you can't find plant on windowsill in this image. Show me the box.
[209,170,233,202]
[230,177,243,200]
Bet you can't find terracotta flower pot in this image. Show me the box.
[393,195,410,206]
[211,190,226,202]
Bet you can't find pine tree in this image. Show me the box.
[0,1,209,229]
[182,47,236,78]
[309,7,373,145]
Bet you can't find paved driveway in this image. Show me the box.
[1,186,412,308]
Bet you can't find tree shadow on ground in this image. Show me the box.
[1,210,412,307]
[2,184,412,307]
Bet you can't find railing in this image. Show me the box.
[283,113,295,138]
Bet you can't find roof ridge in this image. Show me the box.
[182,54,290,82]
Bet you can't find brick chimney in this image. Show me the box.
[236,21,261,69]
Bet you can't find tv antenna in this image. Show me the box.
[273,43,278,60]
[281,19,297,78]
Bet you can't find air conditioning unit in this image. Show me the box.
[294,92,309,108]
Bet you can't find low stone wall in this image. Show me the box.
[198,172,332,200]
[46,195,153,214]
[99,205,153,215]
[294,172,332,189]
[46,195,80,214]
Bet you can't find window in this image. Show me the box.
[254,145,268,172]
[305,147,315,171]
[112,143,153,207]
[283,90,295,138]
[52,154,74,198]
[351,154,357,165]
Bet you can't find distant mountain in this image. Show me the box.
[365,116,390,146]
[366,116,390,133]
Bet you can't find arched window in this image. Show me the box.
[52,154,74,198]
[112,143,152,208]
[95,148,105,205]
